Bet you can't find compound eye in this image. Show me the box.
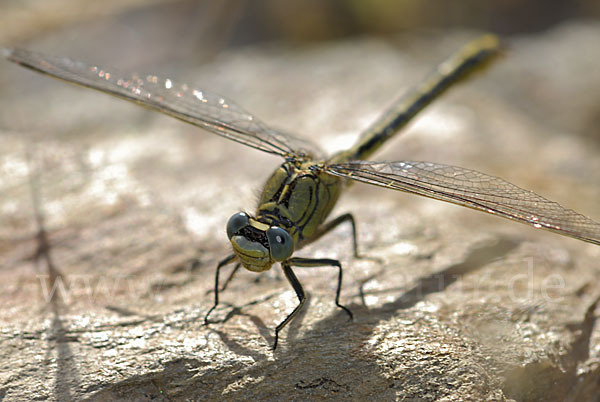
[226,212,250,239]
[266,226,293,261]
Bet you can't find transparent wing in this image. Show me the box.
[326,161,600,245]
[4,48,323,159]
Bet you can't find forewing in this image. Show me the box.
[4,48,322,159]
[326,161,600,245]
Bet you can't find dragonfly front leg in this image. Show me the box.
[205,262,241,295]
[274,263,305,350]
[204,254,237,325]
[218,263,241,292]
[274,257,353,350]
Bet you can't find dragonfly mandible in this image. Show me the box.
[4,35,600,350]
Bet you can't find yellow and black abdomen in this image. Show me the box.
[257,161,342,245]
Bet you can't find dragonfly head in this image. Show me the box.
[226,212,294,272]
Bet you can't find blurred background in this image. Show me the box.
[2,0,600,47]
[1,0,599,142]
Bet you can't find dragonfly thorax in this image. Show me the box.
[256,160,343,246]
[226,212,294,272]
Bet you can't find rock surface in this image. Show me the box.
[1,20,600,401]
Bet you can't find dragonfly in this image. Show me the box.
[4,35,600,350]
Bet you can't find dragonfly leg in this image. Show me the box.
[289,257,353,321]
[206,262,241,294]
[273,263,306,350]
[306,213,361,258]
[204,254,237,325]
[219,263,241,292]
[273,257,354,349]
[307,213,382,263]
